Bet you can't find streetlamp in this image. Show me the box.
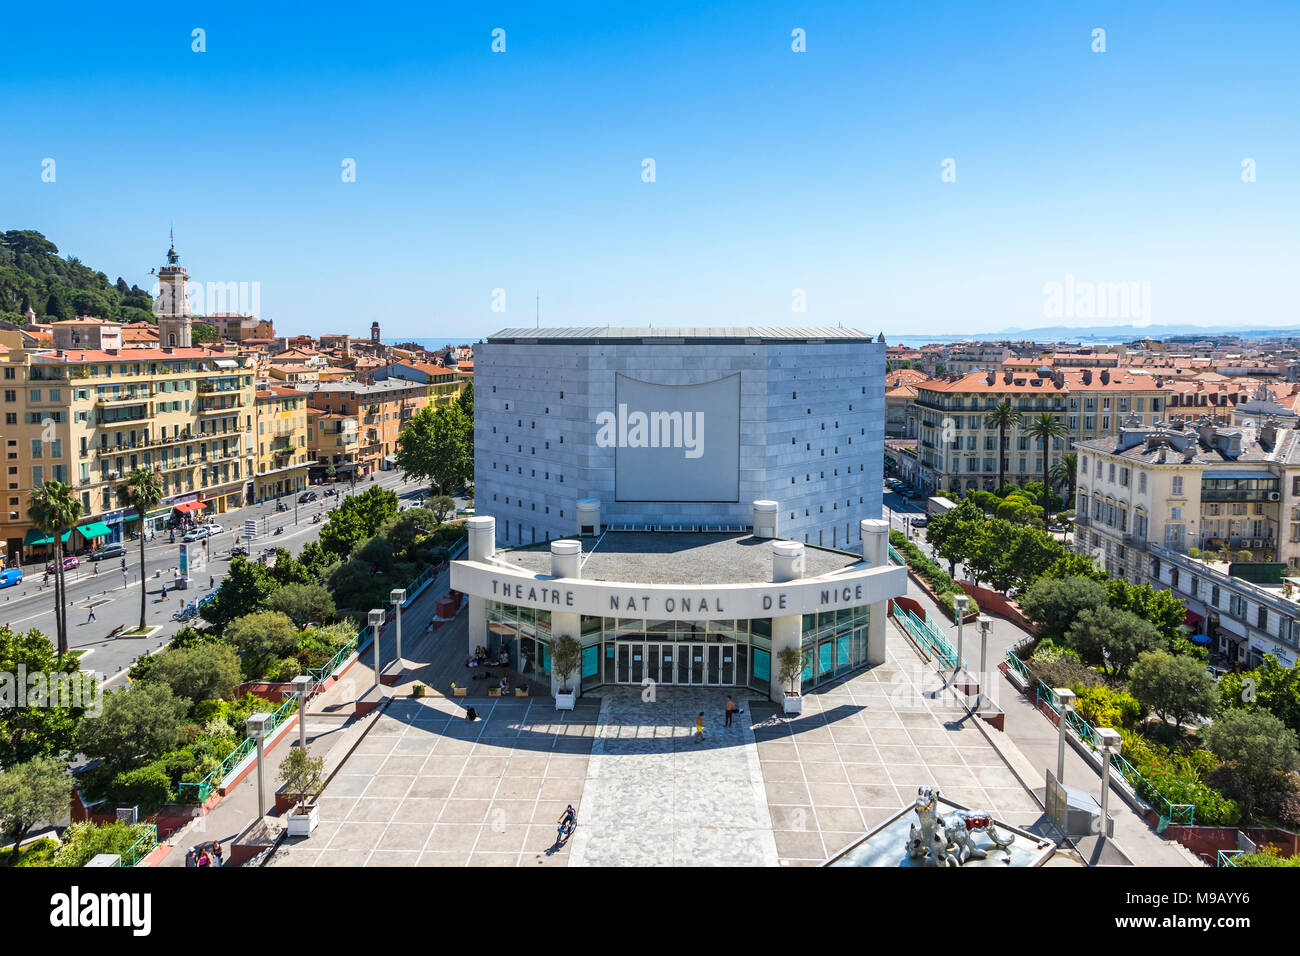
[246,711,271,821]
[290,675,312,749]
[953,594,970,680]
[390,588,407,663]
[976,615,992,711]
[368,608,385,688]
[1096,727,1122,840]
[1054,687,1077,785]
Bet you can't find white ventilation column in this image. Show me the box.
[549,541,583,702]
[769,540,805,702]
[576,498,601,536]
[860,518,889,666]
[550,539,582,579]
[753,500,779,539]
[466,516,496,657]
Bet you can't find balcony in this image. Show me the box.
[1122,533,1146,550]
[96,392,152,406]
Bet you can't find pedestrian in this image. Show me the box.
[209,575,214,589]
[694,712,705,744]
[86,604,96,623]
[212,840,223,866]
[161,584,167,600]
[93,562,99,575]
[724,695,735,727]
[185,847,196,868]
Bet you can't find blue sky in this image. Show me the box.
[2,1,1297,340]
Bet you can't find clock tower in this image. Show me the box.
[155,232,192,348]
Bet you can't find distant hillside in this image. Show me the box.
[0,229,155,328]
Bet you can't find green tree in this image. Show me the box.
[0,624,87,768]
[1023,413,1069,514]
[27,480,84,662]
[1218,656,1300,735]
[268,583,336,627]
[226,611,299,666]
[318,485,398,558]
[278,746,325,806]
[145,642,242,705]
[1128,650,1218,730]
[430,495,456,524]
[77,683,190,771]
[191,322,218,343]
[1105,579,1187,644]
[118,467,163,631]
[395,403,469,495]
[1020,575,1108,642]
[983,399,1023,494]
[1049,452,1078,509]
[1203,709,1300,784]
[199,558,276,633]
[0,756,71,864]
[52,821,153,868]
[1065,606,1162,679]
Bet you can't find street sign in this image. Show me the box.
[244,519,257,541]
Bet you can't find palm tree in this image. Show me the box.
[983,399,1023,495]
[1049,452,1079,512]
[27,481,84,663]
[1024,412,1070,514]
[118,468,163,632]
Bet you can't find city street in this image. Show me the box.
[0,469,465,685]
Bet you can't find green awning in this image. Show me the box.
[24,529,72,546]
[76,521,112,540]
[123,513,139,522]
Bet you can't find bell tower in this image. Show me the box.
[155,231,192,348]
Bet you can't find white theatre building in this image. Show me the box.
[450,327,905,703]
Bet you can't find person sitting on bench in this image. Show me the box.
[497,646,510,666]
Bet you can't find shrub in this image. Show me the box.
[145,642,242,707]
[1233,846,1300,867]
[53,821,155,868]
[108,763,173,816]
[1071,684,1142,730]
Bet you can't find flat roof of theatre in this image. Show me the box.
[487,327,878,345]
[496,531,863,585]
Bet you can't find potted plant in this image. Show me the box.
[411,683,426,698]
[777,646,809,715]
[278,746,325,837]
[551,634,582,711]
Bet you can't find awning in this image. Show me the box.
[76,521,112,540]
[24,529,72,546]
[123,513,139,522]
[173,501,207,514]
[1183,609,1203,628]
[214,359,238,369]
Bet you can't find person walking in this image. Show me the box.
[212,840,224,866]
[93,562,99,576]
[724,695,736,727]
[86,604,96,623]
[209,575,214,589]
[693,712,705,744]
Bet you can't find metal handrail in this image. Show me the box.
[122,824,157,867]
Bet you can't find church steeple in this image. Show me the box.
[154,230,192,348]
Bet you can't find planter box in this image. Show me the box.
[555,690,576,711]
[286,803,319,837]
[782,693,802,715]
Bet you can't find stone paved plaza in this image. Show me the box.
[271,627,1045,867]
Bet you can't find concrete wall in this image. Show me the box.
[474,339,885,549]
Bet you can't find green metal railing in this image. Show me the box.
[888,544,905,565]
[1010,649,1196,827]
[893,607,964,670]
[1217,850,1241,867]
[178,695,298,803]
[122,824,157,867]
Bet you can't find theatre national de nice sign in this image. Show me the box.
[451,559,905,621]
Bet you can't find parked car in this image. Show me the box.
[298,491,318,503]
[204,523,224,536]
[0,568,22,588]
[909,516,929,528]
[182,527,211,542]
[46,556,79,572]
[91,542,128,561]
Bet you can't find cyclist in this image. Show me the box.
[556,803,577,841]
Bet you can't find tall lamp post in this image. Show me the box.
[1054,687,1077,785]
[953,594,970,680]
[290,674,312,749]
[368,607,385,688]
[975,615,992,712]
[1096,727,1122,840]
[246,711,271,822]
[391,588,407,664]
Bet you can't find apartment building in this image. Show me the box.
[253,386,313,500]
[1075,418,1300,669]
[0,340,256,562]
[912,366,1166,495]
[307,408,361,482]
[304,379,428,477]
[370,360,465,408]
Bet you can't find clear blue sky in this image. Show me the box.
[2,1,1297,339]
